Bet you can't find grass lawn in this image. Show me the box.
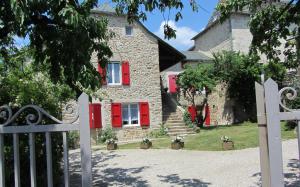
[118,122,297,151]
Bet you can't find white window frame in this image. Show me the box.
[122,103,140,127]
[125,26,133,36]
[107,62,122,85]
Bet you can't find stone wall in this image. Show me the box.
[231,14,252,54]
[194,19,232,55]
[207,83,235,125]
[89,13,162,140]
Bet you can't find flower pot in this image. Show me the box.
[107,143,118,150]
[171,142,184,150]
[222,141,234,150]
[140,142,152,149]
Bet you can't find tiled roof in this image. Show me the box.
[182,51,211,62]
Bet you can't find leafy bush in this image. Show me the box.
[221,135,232,142]
[284,121,297,131]
[68,131,80,149]
[99,127,117,143]
[172,136,184,143]
[0,48,75,186]
[183,110,197,128]
[149,124,168,138]
[141,138,152,144]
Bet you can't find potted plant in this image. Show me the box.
[171,136,184,150]
[140,138,152,149]
[221,136,234,150]
[106,138,118,150]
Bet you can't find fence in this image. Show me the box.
[0,93,92,187]
[255,78,300,187]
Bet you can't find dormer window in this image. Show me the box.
[125,26,133,36]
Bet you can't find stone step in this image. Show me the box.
[168,128,194,132]
[166,126,188,129]
[163,116,182,120]
[166,126,191,130]
[165,122,186,125]
[164,121,184,124]
[168,131,195,136]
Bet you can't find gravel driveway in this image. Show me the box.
[69,139,299,187]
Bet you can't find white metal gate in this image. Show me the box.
[0,93,92,187]
[255,78,300,187]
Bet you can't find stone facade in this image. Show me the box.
[194,19,232,57]
[89,12,162,140]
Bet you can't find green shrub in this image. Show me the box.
[183,110,197,128]
[284,121,297,131]
[149,124,168,138]
[99,127,117,143]
[68,131,80,149]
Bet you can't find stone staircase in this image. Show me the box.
[162,102,195,137]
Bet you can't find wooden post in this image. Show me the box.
[78,93,92,187]
[264,79,284,187]
[255,82,271,187]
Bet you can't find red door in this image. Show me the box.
[168,74,177,93]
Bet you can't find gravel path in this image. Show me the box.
[69,139,300,187]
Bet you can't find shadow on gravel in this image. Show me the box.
[69,151,150,186]
[252,159,300,187]
[157,174,211,187]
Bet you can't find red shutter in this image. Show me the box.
[89,104,93,129]
[122,61,130,85]
[111,103,122,128]
[98,63,107,85]
[89,103,102,129]
[188,105,197,122]
[168,74,178,93]
[204,104,211,126]
[139,102,150,127]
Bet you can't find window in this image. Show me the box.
[107,62,121,85]
[122,104,139,126]
[125,26,133,36]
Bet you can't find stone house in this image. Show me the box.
[163,0,290,126]
[86,7,185,141]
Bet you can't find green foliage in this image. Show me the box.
[1,1,199,93]
[149,124,168,138]
[68,131,80,149]
[176,64,216,105]
[0,49,75,111]
[183,110,196,128]
[213,51,260,120]
[212,51,287,121]
[99,127,117,143]
[1,1,114,93]
[284,121,297,131]
[0,48,75,186]
[177,65,215,126]
[217,0,300,70]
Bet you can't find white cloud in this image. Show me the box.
[154,20,197,51]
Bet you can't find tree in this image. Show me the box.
[176,64,216,125]
[212,51,286,121]
[0,47,75,186]
[1,0,198,94]
[217,0,300,69]
[212,51,261,120]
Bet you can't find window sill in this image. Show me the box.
[102,85,130,88]
[122,125,140,128]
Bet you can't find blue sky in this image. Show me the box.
[14,0,219,51]
[143,0,219,51]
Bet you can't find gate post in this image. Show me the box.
[264,79,284,187]
[255,82,270,187]
[78,93,92,187]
